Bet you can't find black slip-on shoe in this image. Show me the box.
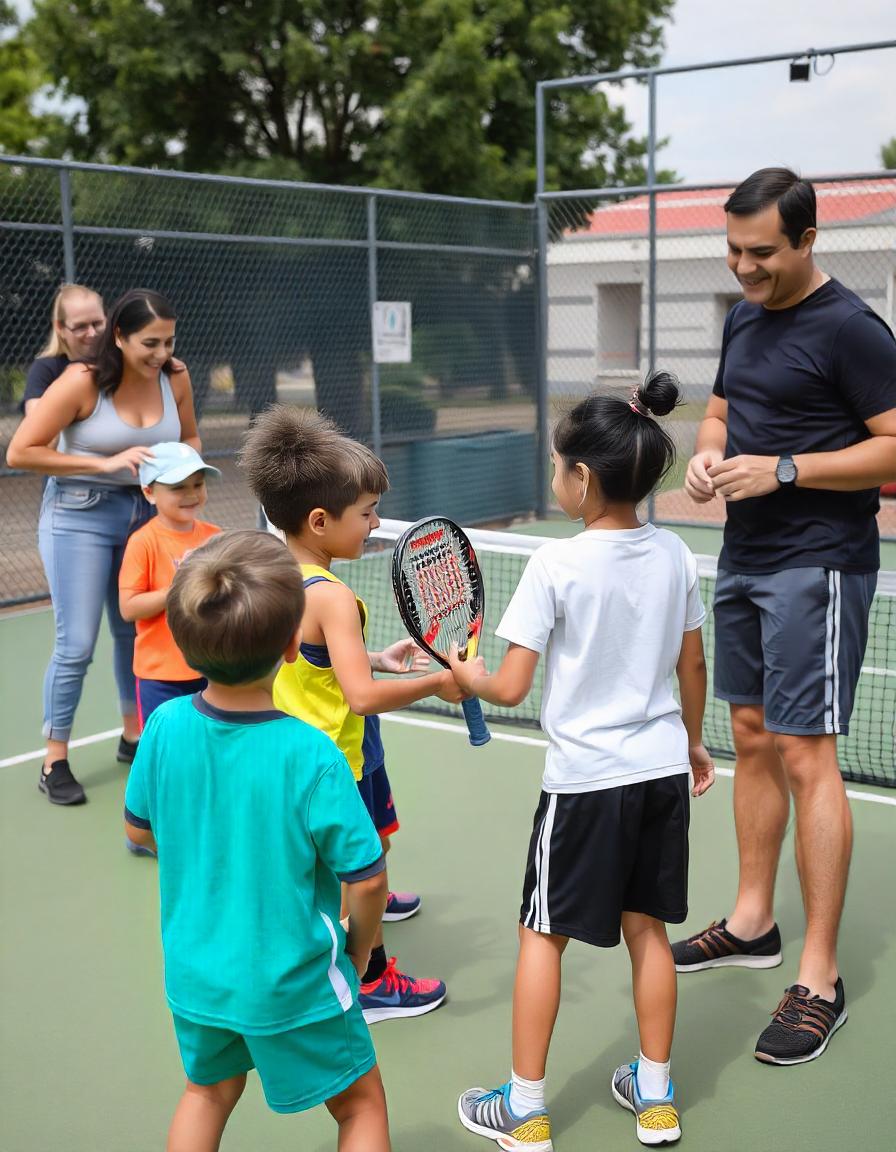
[39,759,86,805]
[116,736,139,765]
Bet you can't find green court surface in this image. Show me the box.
[2,608,895,1152]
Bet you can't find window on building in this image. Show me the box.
[597,283,641,372]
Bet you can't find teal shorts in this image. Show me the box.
[171,1003,376,1114]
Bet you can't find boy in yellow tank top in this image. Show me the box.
[240,407,464,1022]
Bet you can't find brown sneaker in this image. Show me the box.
[671,918,782,972]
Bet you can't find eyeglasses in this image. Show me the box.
[63,319,106,337]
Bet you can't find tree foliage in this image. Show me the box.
[0,1,66,155]
[882,137,896,171]
[26,0,675,197]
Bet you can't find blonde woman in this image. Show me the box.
[23,284,106,416]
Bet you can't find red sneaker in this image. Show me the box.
[359,957,446,1023]
[382,890,422,921]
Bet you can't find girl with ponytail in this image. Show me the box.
[449,372,715,1148]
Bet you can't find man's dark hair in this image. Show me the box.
[724,167,816,247]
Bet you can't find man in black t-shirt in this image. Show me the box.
[671,168,896,1066]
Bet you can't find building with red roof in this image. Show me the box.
[547,179,896,400]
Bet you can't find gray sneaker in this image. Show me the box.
[458,1082,552,1150]
[125,837,157,859]
[611,1062,681,1146]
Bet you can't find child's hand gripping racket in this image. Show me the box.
[391,517,491,747]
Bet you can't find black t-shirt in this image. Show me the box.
[21,356,73,410]
[713,279,896,574]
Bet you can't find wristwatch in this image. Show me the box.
[775,455,798,486]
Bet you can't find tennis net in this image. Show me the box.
[335,519,896,789]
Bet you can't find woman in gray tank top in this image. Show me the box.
[7,289,200,805]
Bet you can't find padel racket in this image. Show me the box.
[391,517,491,747]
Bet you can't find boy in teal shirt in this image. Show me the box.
[125,529,391,1151]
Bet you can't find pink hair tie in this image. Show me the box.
[629,391,649,417]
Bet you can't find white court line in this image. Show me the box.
[380,714,896,807]
[2,713,894,807]
[0,728,122,769]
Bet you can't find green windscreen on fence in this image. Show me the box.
[0,159,537,608]
[337,519,896,790]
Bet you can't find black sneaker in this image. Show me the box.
[116,735,139,765]
[38,760,86,805]
[671,918,782,972]
[755,978,847,1065]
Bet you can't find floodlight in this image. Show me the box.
[790,59,811,81]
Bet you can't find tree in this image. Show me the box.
[27,0,675,199]
[0,2,65,155]
[19,1,675,434]
[882,138,896,171]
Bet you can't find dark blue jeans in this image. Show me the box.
[137,678,206,730]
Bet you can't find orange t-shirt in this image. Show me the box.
[119,517,221,681]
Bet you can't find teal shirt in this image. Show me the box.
[125,694,384,1034]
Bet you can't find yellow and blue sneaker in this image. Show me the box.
[611,1062,681,1145]
[458,1082,552,1150]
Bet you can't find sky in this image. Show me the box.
[612,0,896,182]
[11,0,896,183]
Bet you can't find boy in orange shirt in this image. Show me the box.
[119,442,222,734]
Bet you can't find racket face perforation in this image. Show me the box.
[391,518,485,666]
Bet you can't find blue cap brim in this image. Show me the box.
[142,463,222,487]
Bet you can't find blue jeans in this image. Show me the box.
[38,478,153,741]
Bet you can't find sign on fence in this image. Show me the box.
[373,301,412,363]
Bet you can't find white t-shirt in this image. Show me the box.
[496,525,705,794]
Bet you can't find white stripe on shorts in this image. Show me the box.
[824,571,842,735]
[525,804,546,929]
[529,794,557,934]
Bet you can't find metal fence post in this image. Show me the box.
[534,83,549,518]
[59,167,76,282]
[366,194,382,458]
[646,69,658,524]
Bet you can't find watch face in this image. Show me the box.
[777,458,797,484]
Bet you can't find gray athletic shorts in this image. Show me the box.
[713,567,876,736]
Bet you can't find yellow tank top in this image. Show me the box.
[273,565,369,780]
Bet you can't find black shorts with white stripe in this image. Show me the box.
[713,567,876,736]
[520,774,690,948]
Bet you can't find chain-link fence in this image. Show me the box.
[534,40,896,532]
[541,175,896,532]
[0,158,537,606]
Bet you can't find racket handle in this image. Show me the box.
[461,697,491,747]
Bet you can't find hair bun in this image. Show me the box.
[636,370,680,418]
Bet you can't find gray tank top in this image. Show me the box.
[58,372,182,487]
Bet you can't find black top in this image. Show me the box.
[21,356,74,410]
[713,279,896,574]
